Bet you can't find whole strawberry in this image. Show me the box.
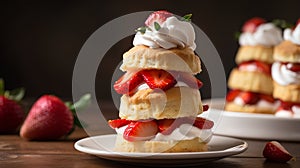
[20,94,90,140]
[0,79,25,134]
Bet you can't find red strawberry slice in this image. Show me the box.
[177,72,203,89]
[239,91,259,105]
[239,61,271,75]
[145,10,173,27]
[263,141,295,162]
[242,17,266,33]
[191,117,214,129]
[286,63,300,72]
[141,69,177,90]
[226,90,241,102]
[123,120,158,142]
[114,71,143,94]
[157,119,176,135]
[202,104,209,112]
[108,119,131,129]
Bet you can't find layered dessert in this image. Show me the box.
[108,11,214,153]
[272,19,300,118]
[226,17,282,114]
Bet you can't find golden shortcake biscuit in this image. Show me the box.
[120,45,201,74]
[227,68,273,95]
[273,41,300,63]
[273,82,300,103]
[119,87,202,120]
[235,45,274,64]
[114,134,207,153]
[225,102,275,114]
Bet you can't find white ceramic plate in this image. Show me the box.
[202,98,300,141]
[74,134,247,167]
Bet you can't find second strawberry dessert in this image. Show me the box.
[109,10,214,153]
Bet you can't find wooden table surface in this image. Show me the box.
[1,102,299,168]
[1,128,300,168]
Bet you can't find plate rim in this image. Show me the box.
[74,134,248,160]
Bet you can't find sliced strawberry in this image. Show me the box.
[263,141,295,162]
[239,61,271,75]
[277,101,300,111]
[242,17,266,33]
[192,117,214,129]
[113,71,143,94]
[286,63,300,72]
[259,94,275,103]
[176,72,203,89]
[123,120,158,142]
[202,104,209,112]
[239,91,259,105]
[226,90,241,102]
[140,69,177,90]
[145,10,173,28]
[157,119,176,135]
[108,119,131,129]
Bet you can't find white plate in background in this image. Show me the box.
[202,98,300,141]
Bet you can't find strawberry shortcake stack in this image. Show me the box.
[226,17,283,114]
[272,19,300,118]
[108,11,214,153]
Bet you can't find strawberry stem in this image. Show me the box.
[0,78,25,102]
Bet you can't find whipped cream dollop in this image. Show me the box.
[276,106,300,118]
[272,62,300,86]
[133,16,196,50]
[115,124,212,142]
[233,97,279,110]
[284,24,300,45]
[239,23,283,46]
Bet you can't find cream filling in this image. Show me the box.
[272,62,300,86]
[276,106,300,118]
[233,97,278,110]
[115,124,212,142]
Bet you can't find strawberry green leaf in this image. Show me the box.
[181,14,192,22]
[234,31,241,41]
[154,22,161,31]
[0,79,4,95]
[70,93,91,113]
[4,87,25,102]
[135,26,147,34]
[272,19,293,29]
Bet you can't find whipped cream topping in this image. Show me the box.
[239,23,283,46]
[284,24,300,45]
[233,97,278,110]
[133,16,196,50]
[275,106,300,118]
[115,124,212,142]
[272,62,300,86]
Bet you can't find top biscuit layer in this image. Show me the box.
[120,45,201,74]
[274,41,300,63]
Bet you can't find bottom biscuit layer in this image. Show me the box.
[114,134,208,153]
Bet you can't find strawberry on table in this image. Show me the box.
[20,94,90,140]
[0,79,25,134]
[263,141,295,163]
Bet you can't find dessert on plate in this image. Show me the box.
[272,19,300,118]
[226,17,283,114]
[108,10,214,153]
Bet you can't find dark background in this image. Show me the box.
[1,0,299,101]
